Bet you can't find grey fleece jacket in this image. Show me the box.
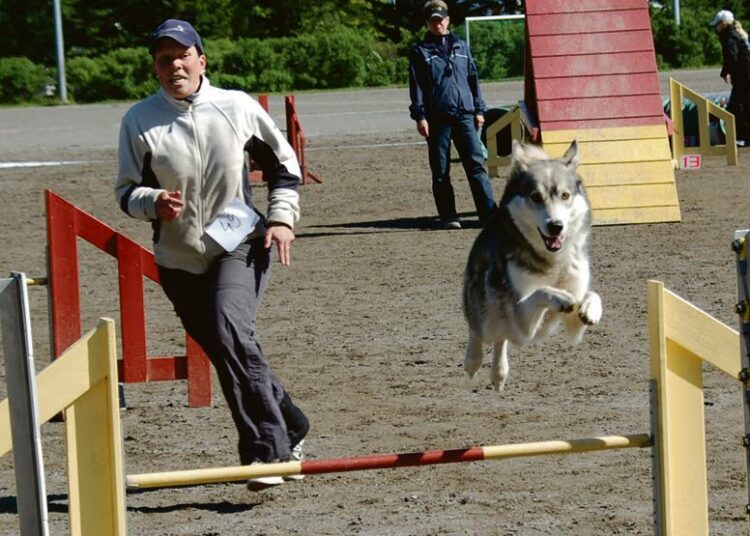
[116,77,300,274]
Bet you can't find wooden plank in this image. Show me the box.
[578,162,676,187]
[592,205,681,225]
[531,31,654,57]
[0,400,8,456]
[663,287,740,378]
[187,335,212,408]
[535,73,659,100]
[75,211,118,257]
[648,282,711,535]
[538,95,663,122]
[532,51,657,78]
[147,356,186,381]
[527,10,650,36]
[541,116,666,131]
[538,94,663,121]
[526,0,646,15]
[586,183,679,210]
[46,190,82,358]
[117,235,148,383]
[65,319,126,536]
[541,125,668,143]
[542,137,672,163]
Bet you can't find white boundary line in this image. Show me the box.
[307,141,424,152]
[0,160,104,169]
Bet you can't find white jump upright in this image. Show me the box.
[0,272,48,536]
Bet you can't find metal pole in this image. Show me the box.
[673,0,680,25]
[52,0,67,102]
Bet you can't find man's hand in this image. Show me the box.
[417,119,429,138]
[475,114,485,130]
[155,190,184,221]
[264,223,295,266]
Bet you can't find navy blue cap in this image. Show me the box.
[150,19,204,55]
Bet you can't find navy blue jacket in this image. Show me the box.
[408,32,486,121]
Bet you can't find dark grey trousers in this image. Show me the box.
[158,237,308,464]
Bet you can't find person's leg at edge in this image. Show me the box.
[280,391,309,448]
[427,117,459,224]
[211,238,301,464]
[158,266,272,462]
[728,86,748,144]
[453,113,496,224]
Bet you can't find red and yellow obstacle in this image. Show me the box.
[523,0,680,225]
[1,278,744,535]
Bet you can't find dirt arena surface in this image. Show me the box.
[1,128,750,535]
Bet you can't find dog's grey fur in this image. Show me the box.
[462,140,602,391]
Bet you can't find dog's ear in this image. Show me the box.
[511,140,546,171]
[561,139,579,170]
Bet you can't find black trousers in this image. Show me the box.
[729,81,750,142]
[159,237,308,464]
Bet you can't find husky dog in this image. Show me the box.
[462,139,602,391]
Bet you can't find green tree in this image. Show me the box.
[0,0,57,63]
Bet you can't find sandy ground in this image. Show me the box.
[1,129,750,535]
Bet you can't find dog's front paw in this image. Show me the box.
[544,288,576,313]
[578,291,602,325]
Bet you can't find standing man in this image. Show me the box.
[710,9,750,146]
[116,19,309,491]
[409,0,496,229]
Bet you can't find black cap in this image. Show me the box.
[150,19,204,55]
[425,6,448,20]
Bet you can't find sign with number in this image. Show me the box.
[205,198,259,252]
[680,154,702,170]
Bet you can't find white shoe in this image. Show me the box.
[284,440,305,481]
[246,462,284,491]
[441,219,462,230]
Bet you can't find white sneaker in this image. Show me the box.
[284,440,305,481]
[246,462,284,491]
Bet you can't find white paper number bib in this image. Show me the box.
[205,198,260,252]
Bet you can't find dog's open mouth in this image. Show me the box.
[538,229,564,252]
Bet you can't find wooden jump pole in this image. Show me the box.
[126,433,651,490]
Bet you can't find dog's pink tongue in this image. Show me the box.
[551,236,563,250]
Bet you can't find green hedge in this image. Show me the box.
[0,13,736,105]
[16,24,409,103]
[0,57,52,104]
